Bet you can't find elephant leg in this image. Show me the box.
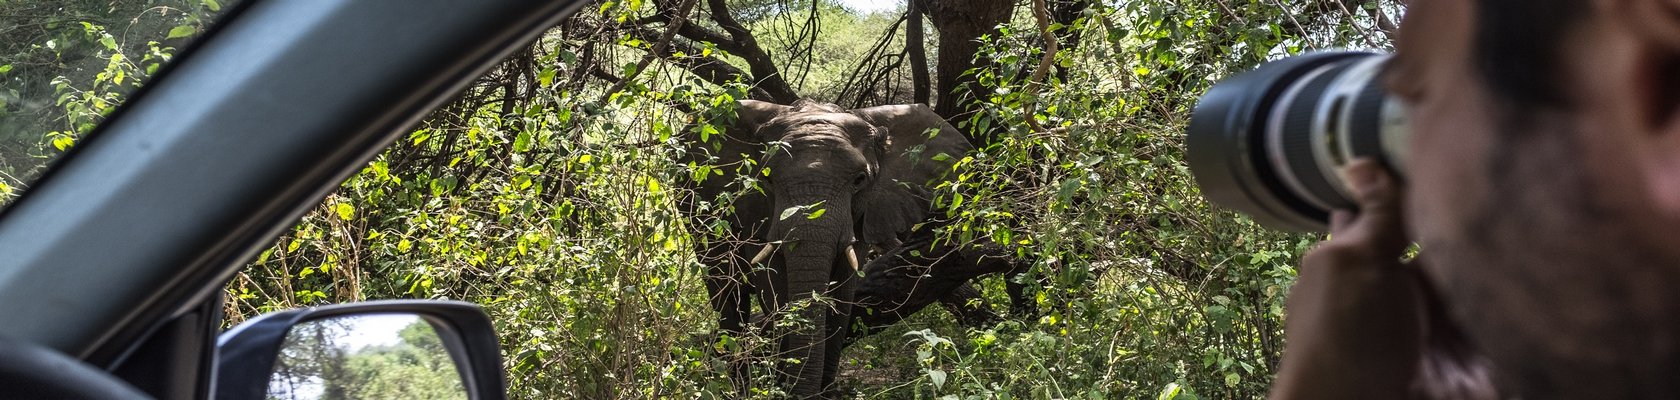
[703,258,751,334]
[700,242,753,394]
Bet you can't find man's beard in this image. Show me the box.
[1424,114,1680,399]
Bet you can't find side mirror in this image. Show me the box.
[215,300,506,400]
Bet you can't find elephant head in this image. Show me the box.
[688,98,970,396]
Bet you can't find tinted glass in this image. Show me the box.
[0,0,240,210]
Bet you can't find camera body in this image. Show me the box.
[1187,51,1409,232]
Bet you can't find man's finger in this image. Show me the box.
[1330,209,1354,233]
[1338,158,1408,252]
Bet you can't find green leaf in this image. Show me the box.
[513,132,532,152]
[0,64,11,74]
[537,67,556,87]
[780,201,824,220]
[51,136,74,151]
[167,25,196,40]
[805,208,826,220]
[202,0,222,11]
[926,368,946,389]
[700,124,719,143]
[1156,383,1183,400]
[334,202,355,221]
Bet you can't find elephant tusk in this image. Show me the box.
[750,243,776,264]
[845,244,860,272]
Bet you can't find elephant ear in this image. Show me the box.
[847,104,975,248]
[682,100,792,234]
[732,100,793,138]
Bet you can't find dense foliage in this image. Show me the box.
[1,0,1404,398]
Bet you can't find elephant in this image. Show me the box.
[680,98,978,397]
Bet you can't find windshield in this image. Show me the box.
[0,0,239,210]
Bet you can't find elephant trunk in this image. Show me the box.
[767,191,855,398]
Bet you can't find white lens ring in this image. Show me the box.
[1315,55,1391,204]
[1265,63,1341,212]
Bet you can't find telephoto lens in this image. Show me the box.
[1186,51,1409,232]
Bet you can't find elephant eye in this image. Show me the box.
[852,171,869,187]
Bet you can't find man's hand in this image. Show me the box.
[1268,159,1426,400]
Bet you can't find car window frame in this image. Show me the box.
[0,0,586,387]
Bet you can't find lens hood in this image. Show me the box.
[1186,51,1378,232]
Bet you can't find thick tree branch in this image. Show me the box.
[605,0,801,103]
[592,18,776,101]
[701,0,799,103]
[599,0,700,103]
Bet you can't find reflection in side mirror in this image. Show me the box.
[268,314,465,400]
[216,300,507,400]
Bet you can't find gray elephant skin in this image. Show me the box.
[680,99,970,397]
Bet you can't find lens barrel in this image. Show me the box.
[1186,51,1408,232]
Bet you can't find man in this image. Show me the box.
[1269,0,1680,399]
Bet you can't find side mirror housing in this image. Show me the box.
[215,300,506,400]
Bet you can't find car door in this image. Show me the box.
[0,0,587,397]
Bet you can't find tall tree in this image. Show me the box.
[920,0,1015,128]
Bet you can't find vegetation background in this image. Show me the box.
[1,0,1404,398]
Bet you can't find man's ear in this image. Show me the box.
[1580,1,1680,219]
[1597,0,1680,132]
[1604,0,1680,49]
[1602,0,1680,216]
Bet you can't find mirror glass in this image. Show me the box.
[266,313,466,400]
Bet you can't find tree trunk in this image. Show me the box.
[906,0,930,105]
[1050,0,1092,82]
[924,0,1015,145]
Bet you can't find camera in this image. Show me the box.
[1186,51,1409,232]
